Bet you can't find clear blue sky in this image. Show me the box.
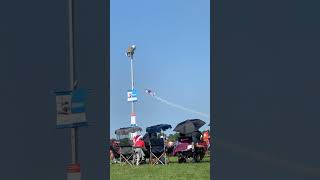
[110,0,210,138]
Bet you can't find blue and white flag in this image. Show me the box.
[55,89,88,128]
[127,89,138,102]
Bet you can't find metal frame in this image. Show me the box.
[119,147,133,166]
[116,133,134,166]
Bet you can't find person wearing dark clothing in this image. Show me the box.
[191,130,202,144]
[110,139,120,163]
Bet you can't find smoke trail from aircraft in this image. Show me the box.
[152,95,210,118]
[144,88,209,119]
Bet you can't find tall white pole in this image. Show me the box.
[127,47,137,139]
[130,56,135,118]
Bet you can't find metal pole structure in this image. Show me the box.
[130,56,135,124]
[126,45,137,138]
[67,1,81,180]
[130,53,137,139]
[68,0,78,166]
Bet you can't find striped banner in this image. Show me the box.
[55,89,88,129]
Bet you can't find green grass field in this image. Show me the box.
[110,156,210,180]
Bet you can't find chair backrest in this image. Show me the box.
[119,138,133,146]
[150,138,164,146]
[149,138,165,155]
[120,146,133,155]
[119,138,133,155]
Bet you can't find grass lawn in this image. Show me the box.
[110,156,210,180]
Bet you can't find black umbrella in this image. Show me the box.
[146,124,172,134]
[173,119,206,134]
[115,126,142,135]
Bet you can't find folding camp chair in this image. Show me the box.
[118,138,134,166]
[144,124,172,165]
[149,135,167,165]
[114,126,143,166]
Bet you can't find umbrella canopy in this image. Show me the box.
[173,119,206,134]
[115,126,142,136]
[146,124,172,134]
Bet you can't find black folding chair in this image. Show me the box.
[118,138,134,166]
[148,136,168,165]
[145,124,172,165]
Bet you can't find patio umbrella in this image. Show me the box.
[115,126,142,136]
[173,119,206,134]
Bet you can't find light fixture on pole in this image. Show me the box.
[126,45,136,58]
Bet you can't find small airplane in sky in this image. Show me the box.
[145,89,156,96]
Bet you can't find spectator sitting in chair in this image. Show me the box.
[132,135,146,165]
[203,130,210,149]
[191,130,203,151]
[110,139,120,163]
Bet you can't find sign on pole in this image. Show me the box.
[130,114,136,126]
[127,89,137,102]
[55,89,88,128]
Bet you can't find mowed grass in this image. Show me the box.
[110,156,210,180]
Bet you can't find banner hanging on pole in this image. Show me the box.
[55,89,88,128]
[127,89,137,102]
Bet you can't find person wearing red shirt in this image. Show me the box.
[134,136,145,148]
[132,135,146,165]
[203,130,210,143]
[202,130,211,152]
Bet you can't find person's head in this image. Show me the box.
[167,141,174,148]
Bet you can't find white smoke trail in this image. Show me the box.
[152,95,210,118]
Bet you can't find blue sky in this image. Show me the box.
[110,0,210,138]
